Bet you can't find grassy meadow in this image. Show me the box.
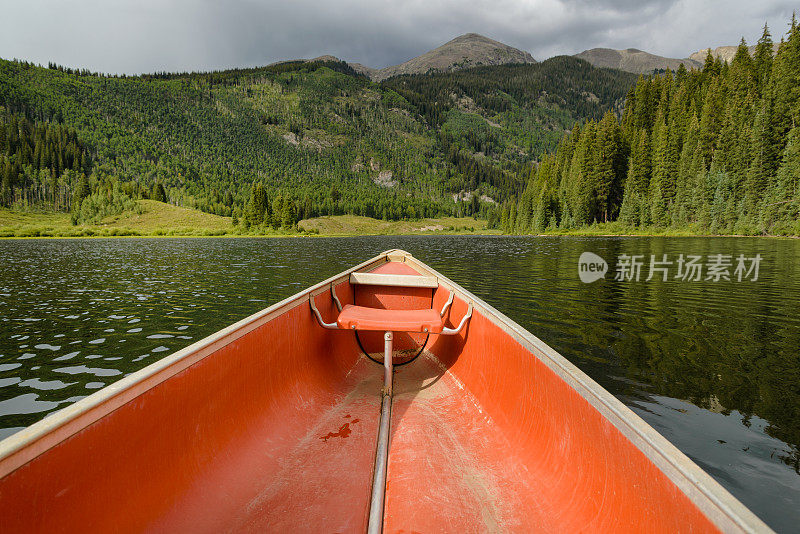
[0,201,495,238]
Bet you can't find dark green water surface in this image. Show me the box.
[0,236,798,530]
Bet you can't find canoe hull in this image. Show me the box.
[0,250,770,533]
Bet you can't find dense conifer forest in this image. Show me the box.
[0,53,633,230]
[3,16,798,234]
[505,17,800,235]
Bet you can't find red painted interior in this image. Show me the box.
[387,293,719,533]
[0,259,721,533]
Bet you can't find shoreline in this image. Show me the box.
[1,231,796,240]
[2,209,796,240]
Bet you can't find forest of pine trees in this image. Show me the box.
[0,51,633,229]
[507,17,800,236]
[0,110,92,210]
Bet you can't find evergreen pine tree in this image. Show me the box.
[753,24,774,92]
[71,173,89,211]
[775,126,800,217]
[703,50,720,77]
[747,99,778,207]
[619,129,651,226]
[699,79,723,163]
[152,182,167,203]
[674,115,700,224]
[650,109,670,225]
[594,112,621,222]
[247,182,267,226]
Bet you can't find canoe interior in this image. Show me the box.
[0,255,736,532]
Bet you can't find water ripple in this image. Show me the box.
[0,236,798,530]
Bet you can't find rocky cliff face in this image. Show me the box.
[575,41,783,75]
[688,43,781,64]
[575,48,701,74]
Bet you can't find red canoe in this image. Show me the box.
[0,250,770,533]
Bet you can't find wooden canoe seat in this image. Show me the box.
[350,272,438,288]
[336,304,444,333]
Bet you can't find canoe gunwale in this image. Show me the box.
[0,248,771,533]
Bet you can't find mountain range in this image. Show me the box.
[295,33,776,78]
[0,30,781,231]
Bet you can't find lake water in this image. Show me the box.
[1,236,798,531]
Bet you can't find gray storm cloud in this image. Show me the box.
[0,0,796,74]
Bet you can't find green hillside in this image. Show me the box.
[0,55,635,230]
[507,19,800,236]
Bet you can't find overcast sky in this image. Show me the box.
[0,0,796,74]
